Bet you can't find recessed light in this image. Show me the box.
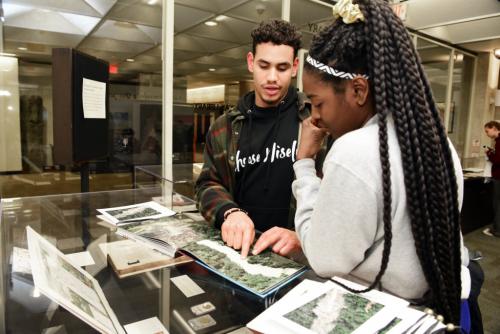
[146,0,158,5]
[18,47,28,51]
[215,15,228,22]
[208,68,216,72]
[204,21,218,27]
[126,58,135,62]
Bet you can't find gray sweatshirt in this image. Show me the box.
[292,115,470,300]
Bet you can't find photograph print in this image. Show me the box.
[282,283,384,334]
[182,224,306,296]
[97,201,175,225]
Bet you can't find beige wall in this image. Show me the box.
[0,56,22,172]
[463,52,500,167]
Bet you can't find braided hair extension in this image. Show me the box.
[305,0,462,325]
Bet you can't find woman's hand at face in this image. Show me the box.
[297,117,328,160]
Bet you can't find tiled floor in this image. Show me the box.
[464,227,500,334]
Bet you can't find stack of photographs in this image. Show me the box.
[248,277,446,334]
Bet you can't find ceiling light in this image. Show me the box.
[126,58,135,62]
[215,15,228,22]
[204,21,218,27]
[114,21,135,28]
[147,0,158,4]
[494,49,500,59]
[208,68,216,71]
[18,47,28,51]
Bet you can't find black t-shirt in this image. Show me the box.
[234,102,300,232]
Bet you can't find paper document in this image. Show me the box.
[27,227,125,334]
[171,275,204,297]
[124,317,169,334]
[82,78,106,119]
[66,251,95,267]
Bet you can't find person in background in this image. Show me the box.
[483,120,500,237]
[195,19,325,259]
[292,0,471,331]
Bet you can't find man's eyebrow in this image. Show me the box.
[256,59,292,67]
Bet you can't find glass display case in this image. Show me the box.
[0,182,308,333]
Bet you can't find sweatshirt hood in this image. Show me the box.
[237,86,298,116]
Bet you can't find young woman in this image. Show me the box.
[484,120,500,237]
[293,0,470,330]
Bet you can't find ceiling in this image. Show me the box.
[2,0,335,89]
[2,0,499,90]
[404,0,500,52]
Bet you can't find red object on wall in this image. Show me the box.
[109,64,118,74]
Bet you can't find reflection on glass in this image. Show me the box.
[418,38,453,128]
[448,54,474,159]
[291,0,334,50]
[0,1,164,197]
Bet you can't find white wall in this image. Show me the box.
[0,56,22,172]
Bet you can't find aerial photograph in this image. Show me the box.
[283,284,384,334]
[183,228,305,294]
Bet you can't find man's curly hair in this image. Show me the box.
[251,19,302,57]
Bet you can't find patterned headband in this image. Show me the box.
[305,55,369,80]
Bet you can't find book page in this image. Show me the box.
[181,224,306,296]
[27,227,125,334]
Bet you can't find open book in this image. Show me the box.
[113,214,307,298]
[27,227,125,334]
[248,277,446,334]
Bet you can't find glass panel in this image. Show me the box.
[290,0,334,50]
[417,37,453,129]
[448,53,475,160]
[172,0,282,173]
[0,0,163,197]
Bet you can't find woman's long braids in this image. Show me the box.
[306,0,462,325]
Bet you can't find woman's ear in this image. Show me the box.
[351,77,369,106]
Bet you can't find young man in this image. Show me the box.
[195,19,320,258]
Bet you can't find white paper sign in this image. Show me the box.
[82,78,106,119]
[66,251,95,267]
[124,317,169,334]
[170,275,204,297]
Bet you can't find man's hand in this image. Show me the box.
[297,117,328,160]
[252,227,302,256]
[221,211,255,258]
